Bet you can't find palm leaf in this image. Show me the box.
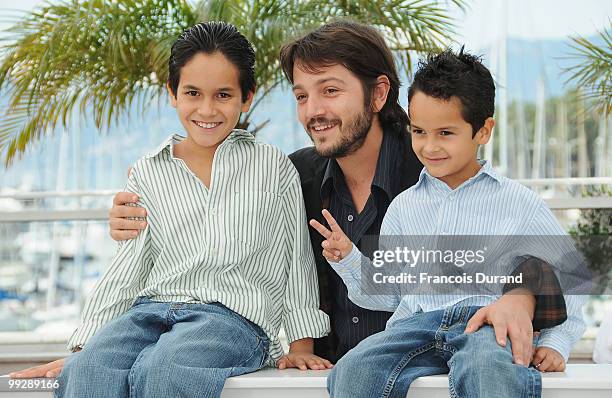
[563,22,612,116]
[0,0,464,166]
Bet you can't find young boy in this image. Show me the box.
[11,22,331,397]
[310,49,586,398]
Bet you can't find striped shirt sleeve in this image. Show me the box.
[328,199,402,312]
[525,202,587,362]
[67,165,153,350]
[280,169,330,343]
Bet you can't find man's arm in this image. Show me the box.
[504,257,567,331]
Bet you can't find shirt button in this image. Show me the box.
[352,316,359,324]
[210,208,217,216]
[347,214,354,222]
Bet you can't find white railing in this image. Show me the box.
[1,178,611,222]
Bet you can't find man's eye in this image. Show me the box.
[412,129,424,135]
[185,90,198,96]
[295,94,306,102]
[324,88,338,95]
[440,131,454,136]
[217,92,231,99]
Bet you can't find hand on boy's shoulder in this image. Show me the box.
[532,346,565,372]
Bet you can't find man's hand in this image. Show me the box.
[532,347,565,372]
[309,209,353,262]
[277,352,334,370]
[9,357,66,378]
[464,289,536,366]
[109,192,147,241]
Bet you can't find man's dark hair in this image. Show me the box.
[279,20,408,136]
[168,21,255,102]
[407,48,495,136]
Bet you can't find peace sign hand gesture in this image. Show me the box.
[309,209,354,263]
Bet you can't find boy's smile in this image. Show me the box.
[409,91,493,189]
[169,51,253,154]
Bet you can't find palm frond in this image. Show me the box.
[1,0,464,166]
[563,22,612,116]
[0,0,195,166]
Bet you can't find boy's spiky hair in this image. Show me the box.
[408,47,495,136]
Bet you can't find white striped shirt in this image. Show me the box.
[331,160,586,361]
[68,130,330,363]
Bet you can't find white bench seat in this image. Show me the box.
[2,364,611,397]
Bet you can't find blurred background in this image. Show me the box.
[0,0,610,369]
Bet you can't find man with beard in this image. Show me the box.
[105,21,566,368]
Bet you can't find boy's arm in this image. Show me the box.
[310,209,401,313]
[523,203,587,363]
[279,175,330,348]
[67,166,154,351]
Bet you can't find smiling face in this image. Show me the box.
[292,63,375,158]
[169,51,253,152]
[409,91,493,189]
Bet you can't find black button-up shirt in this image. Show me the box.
[319,130,405,359]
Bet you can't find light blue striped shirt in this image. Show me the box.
[330,160,586,361]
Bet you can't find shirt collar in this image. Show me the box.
[413,159,502,191]
[144,129,254,159]
[320,130,402,202]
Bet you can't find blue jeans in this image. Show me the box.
[328,305,541,398]
[55,297,269,398]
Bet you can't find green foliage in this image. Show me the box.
[564,22,612,116]
[0,0,466,166]
[569,187,612,294]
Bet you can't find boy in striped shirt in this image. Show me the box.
[311,49,586,398]
[11,22,330,397]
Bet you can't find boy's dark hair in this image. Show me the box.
[407,48,495,136]
[279,20,408,136]
[168,21,255,102]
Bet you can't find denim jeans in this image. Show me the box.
[328,305,541,398]
[55,297,269,398]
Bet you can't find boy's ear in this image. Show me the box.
[371,75,391,113]
[167,83,177,108]
[241,89,256,113]
[475,117,495,145]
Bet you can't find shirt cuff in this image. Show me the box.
[537,330,571,363]
[66,320,103,352]
[283,308,331,344]
[329,244,361,276]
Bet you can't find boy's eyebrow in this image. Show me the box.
[181,84,237,92]
[292,77,346,92]
[410,123,460,131]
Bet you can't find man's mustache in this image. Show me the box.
[307,117,341,130]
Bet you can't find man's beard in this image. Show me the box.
[310,108,374,158]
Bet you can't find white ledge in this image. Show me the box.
[2,364,611,398]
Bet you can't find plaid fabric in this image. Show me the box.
[504,256,568,330]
